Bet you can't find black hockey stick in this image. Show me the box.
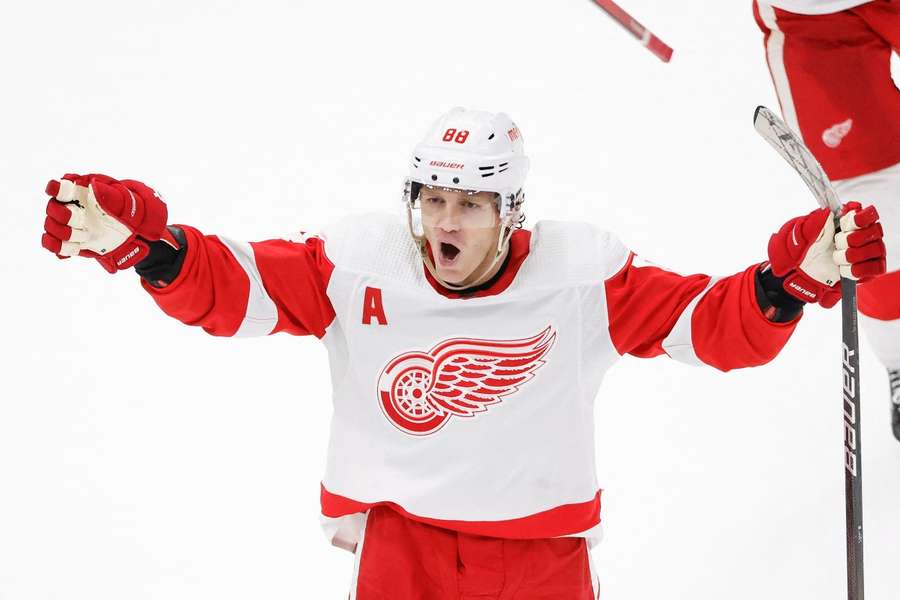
[753,106,864,600]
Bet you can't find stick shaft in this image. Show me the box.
[589,0,673,62]
[842,278,864,600]
[754,106,865,600]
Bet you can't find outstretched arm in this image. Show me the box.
[137,226,335,338]
[42,173,336,339]
[605,257,793,371]
[605,204,886,372]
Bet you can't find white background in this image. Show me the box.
[1,1,898,598]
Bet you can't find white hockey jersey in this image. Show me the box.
[143,213,799,549]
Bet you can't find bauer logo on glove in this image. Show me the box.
[42,173,177,273]
[767,202,887,308]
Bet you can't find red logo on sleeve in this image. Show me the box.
[376,327,556,436]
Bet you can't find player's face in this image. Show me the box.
[420,187,501,287]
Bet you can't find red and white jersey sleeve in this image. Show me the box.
[141,225,336,338]
[605,254,799,372]
[759,0,872,14]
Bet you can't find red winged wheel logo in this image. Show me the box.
[377,327,557,436]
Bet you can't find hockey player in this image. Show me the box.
[753,0,900,439]
[41,108,887,599]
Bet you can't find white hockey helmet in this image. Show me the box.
[408,107,530,210]
[403,108,531,288]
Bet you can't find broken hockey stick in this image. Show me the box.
[589,0,673,63]
[753,105,864,600]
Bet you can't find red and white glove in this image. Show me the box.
[42,173,177,273]
[767,202,886,308]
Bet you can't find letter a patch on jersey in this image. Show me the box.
[362,286,388,325]
[376,327,556,436]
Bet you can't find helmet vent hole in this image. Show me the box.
[452,177,460,184]
[431,174,438,181]
[488,133,495,140]
[479,164,497,178]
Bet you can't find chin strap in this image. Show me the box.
[404,182,523,291]
[417,224,514,291]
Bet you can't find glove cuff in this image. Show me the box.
[135,226,187,287]
[756,265,805,322]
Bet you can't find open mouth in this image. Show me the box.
[438,242,461,265]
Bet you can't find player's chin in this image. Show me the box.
[435,257,477,285]
[434,261,471,284]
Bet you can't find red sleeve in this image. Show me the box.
[141,225,336,338]
[605,254,799,371]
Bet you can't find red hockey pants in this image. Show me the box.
[349,506,599,599]
[753,0,900,181]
